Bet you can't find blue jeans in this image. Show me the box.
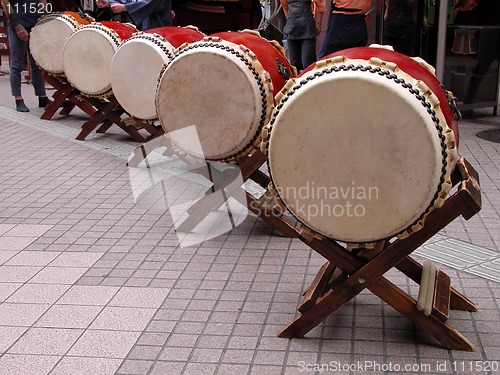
[8,24,46,98]
[287,38,317,72]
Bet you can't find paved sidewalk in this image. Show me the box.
[0,66,499,375]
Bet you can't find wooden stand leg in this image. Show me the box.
[41,79,74,120]
[175,151,268,233]
[58,102,76,116]
[370,278,475,351]
[299,262,337,313]
[76,99,118,140]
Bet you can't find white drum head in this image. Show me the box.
[62,25,119,96]
[156,42,271,161]
[111,36,174,120]
[268,67,449,243]
[30,15,78,74]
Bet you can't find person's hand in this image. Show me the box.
[14,24,28,41]
[96,0,109,8]
[110,3,126,13]
[316,23,322,36]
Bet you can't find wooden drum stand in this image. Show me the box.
[41,72,163,142]
[267,157,481,351]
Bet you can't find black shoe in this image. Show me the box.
[15,99,30,112]
[38,96,53,108]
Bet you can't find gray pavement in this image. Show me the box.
[0,59,499,374]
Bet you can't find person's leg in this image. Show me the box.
[301,38,317,70]
[318,13,337,58]
[382,34,397,49]
[28,50,46,97]
[383,34,408,53]
[357,15,368,47]
[7,25,30,111]
[27,47,52,107]
[287,39,303,72]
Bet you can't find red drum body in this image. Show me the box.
[321,47,460,146]
[147,26,204,48]
[62,21,137,97]
[100,21,137,40]
[265,46,459,244]
[110,26,204,120]
[155,30,295,162]
[211,31,295,99]
[30,11,93,75]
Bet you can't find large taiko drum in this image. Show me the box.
[62,21,137,97]
[264,46,459,245]
[155,30,296,162]
[110,26,205,121]
[30,12,93,75]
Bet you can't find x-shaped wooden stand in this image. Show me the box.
[270,157,481,351]
[41,73,163,142]
[75,95,163,142]
[41,73,96,120]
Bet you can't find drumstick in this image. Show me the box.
[423,263,437,316]
[416,260,432,311]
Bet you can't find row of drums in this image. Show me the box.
[30,12,460,246]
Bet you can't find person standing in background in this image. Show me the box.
[383,0,416,55]
[281,0,326,72]
[318,0,370,58]
[3,0,52,112]
[79,0,113,21]
[95,0,172,31]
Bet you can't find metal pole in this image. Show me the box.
[435,0,449,81]
[415,0,425,56]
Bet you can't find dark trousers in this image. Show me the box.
[318,13,367,59]
[383,35,415,56]
[287,38,317,72]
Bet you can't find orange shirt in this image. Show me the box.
[330,0,370,14]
